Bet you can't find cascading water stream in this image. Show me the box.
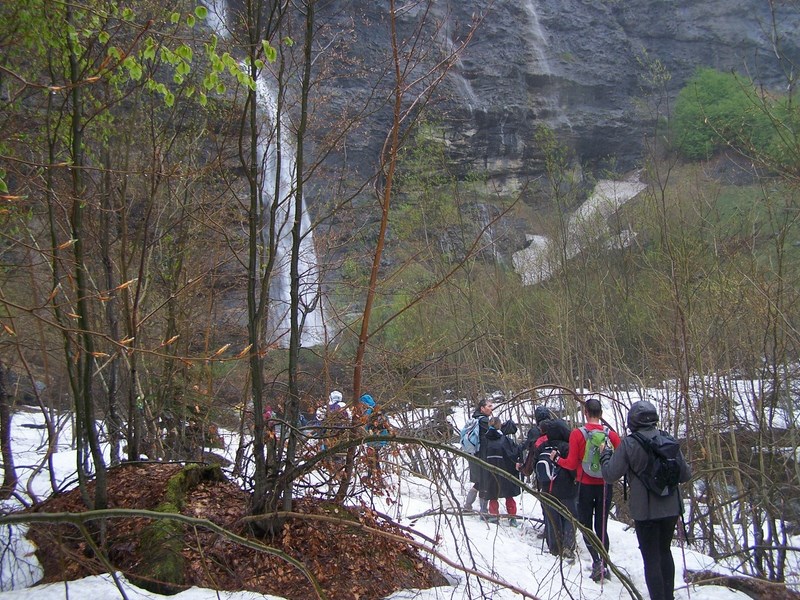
[254,78,325,348]
[203,0,325,348]
[525,0,573,130]
[524,0,552,75]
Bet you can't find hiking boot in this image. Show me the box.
[509,518,518,527]
[590,561,609,582]
[464,487,478,511]
[483,514,499,524]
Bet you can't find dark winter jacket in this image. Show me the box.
[468,410,491,484]
[600,401,692,521]
[481,427,523,500]
[537,419,576,499]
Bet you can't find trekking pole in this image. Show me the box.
[678,511,691,598]
[600,482,609,583]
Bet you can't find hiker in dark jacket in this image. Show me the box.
[463,398,494,513]
[538,418,577,558]
[519,405,552,484]
[600,401,692,600]
[481,416,523,525]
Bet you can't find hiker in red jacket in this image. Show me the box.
[551,398,621,582]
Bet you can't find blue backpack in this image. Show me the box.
[460,418,481,454]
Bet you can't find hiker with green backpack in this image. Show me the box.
[600,400,692,600]
[551,397,621,582]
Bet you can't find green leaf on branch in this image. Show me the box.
[195,5,208,19]
[176,44,193,62]
[143,40,156,61]
[203,73,217,90]
[262,40,277,63]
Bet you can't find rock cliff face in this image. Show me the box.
[315,0,799,195]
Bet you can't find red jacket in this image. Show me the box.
[556,422,621,485]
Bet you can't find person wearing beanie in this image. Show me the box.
[600,401,691,600]
[359,393,389,485]
[519,405,553,483]
[535,405,552,426]
[329,390,345,410]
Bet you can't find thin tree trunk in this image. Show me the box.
[0,361,17,499]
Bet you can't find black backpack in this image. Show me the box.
[535,449,560,493]
[533,437,574,497]
[630,431,683,497]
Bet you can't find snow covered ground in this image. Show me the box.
[0,403,785,600]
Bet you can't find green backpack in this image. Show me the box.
[579,426,610,477]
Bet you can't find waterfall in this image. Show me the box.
[203,0,325,348]
[254,78,325,348]
[524,1,552,75]
[525,1,573,131]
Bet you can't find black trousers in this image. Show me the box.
[576,483,612,564]
[542,497,576,555]
[634,515,679,600]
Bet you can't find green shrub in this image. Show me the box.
[673,68,774,160]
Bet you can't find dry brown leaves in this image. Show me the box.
[24,462,447,600]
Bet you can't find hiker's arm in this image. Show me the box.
[600,439,628,482]
[679,448,692,483]
[553,429,582,471]
[609,429,622,449]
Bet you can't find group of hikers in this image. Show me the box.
[463,396,691,600]
[312,390,391,484]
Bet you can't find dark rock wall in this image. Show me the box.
[314,0,799,194]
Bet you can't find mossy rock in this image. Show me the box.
[131,464,224,595]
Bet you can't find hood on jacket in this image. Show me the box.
[627,400,659,432]
[485,426,502,440]
[542,418,571,442]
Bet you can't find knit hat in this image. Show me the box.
[534,406,551,424]
[359,393,375,415]
[329,390,345,410]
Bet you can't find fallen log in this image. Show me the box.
[685,569,800,600]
